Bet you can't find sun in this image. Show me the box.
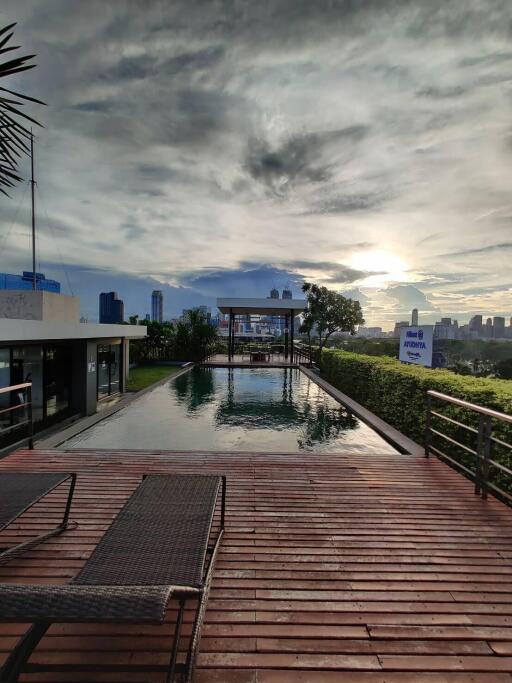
[348,250,409,286]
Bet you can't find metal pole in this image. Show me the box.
[475,414,485,496]
[290,309,294,364]
[30,131,36,290]
[228,309,233,361]
[284,315,289,360]
[231,313,235,360]
[424,393,431,457]
[27,384,34,450]
[481,415,492,501]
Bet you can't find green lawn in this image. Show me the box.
[126,365,184,392]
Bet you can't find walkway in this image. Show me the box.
[1,448,512,682]
[203,353,299,367]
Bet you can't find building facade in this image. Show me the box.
[99,292,124,324]
[0,271,60,293]
[0,292,145,448]
[151,290,163,322]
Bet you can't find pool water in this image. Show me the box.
[64,367,397,453]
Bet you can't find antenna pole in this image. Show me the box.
[30,131,36,290]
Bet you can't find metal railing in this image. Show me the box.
[0,383,34,449]
[425,389,512,502]
[295,344,318,365]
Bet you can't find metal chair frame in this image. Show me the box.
[0,474,226,683]
[0,473,76,566]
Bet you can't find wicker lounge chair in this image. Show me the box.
[0,473,226,683]
[0,472,76,566]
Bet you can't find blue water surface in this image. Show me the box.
[64,367,397,453]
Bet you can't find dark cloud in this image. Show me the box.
[72,100,113,113]
[440,242,512,258]
[309,192,389,214]
[181,263,303,298]
[246,127,368,196]
[416,85,469,99]
[120,222,147,240]
[136,164,181,182]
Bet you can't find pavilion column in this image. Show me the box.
[231,313,236,359]
[290,309,295,364]
[284,315,289,360]
[228,309,233,361]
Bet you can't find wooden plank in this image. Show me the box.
[0,447,511,681]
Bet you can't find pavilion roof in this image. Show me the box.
[216,297,306,316]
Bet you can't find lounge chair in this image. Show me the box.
[0,472,76,565]
[0,473,226,683]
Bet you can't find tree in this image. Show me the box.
[300,282,364,354]
[495,358,512,380]
[0,23,44,196]
[174,309,218,361]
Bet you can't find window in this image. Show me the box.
[12,346,44,421]
[44,345,72,417]
[0,349,10,430]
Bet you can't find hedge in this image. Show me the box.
[320,349,512,493]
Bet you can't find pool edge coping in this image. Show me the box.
[37,362,423,456]
[299,365,424,456]
[35,363,195,450]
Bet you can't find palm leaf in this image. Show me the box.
[0,23,43,196]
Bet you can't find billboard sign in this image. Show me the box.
[399,325,434,368]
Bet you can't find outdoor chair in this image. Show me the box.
[0,473,226,683]
[0,472,76,566]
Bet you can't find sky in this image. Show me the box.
[1,0,511,327]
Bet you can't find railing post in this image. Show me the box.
[481,415,492,501]
[475,414,485,496]
[424,393,431,458]
[27,384,34,450]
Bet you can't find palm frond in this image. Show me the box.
[0,23,44,196]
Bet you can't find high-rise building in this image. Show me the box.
[151,290,163,322]
[99,292,124,324]
[493,316,505,339]
[0,271,60,293]
[484,317,493,338]
[282,288,292,300]
[411,308,418,326]
[269,288,279,299]
[468,315,483,338]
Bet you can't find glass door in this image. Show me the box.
[97,343,122,398]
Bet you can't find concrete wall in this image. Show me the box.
[0,291,80,322]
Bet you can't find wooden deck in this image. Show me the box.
[1,447,512,682]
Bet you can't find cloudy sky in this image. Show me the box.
[1,0,511,326]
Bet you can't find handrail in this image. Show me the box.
[427,390,512,424]
[0,382,32,396]
[0,383,34,449]
[425,390,512,503]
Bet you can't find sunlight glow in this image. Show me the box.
[349,250,410,287]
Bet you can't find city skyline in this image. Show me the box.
[1,1,512,329]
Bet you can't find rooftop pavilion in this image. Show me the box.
[216,297,307,364]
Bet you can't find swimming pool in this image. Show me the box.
[64,367,397,453]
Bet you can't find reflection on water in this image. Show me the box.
[65,367,396,453]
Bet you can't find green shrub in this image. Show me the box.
[321,349,512,493]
